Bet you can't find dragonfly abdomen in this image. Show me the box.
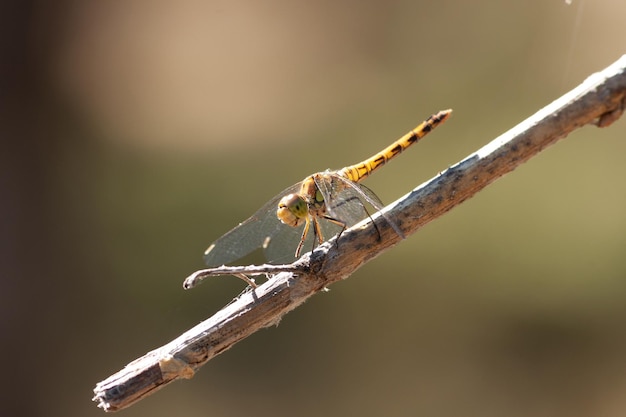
[339,109,452,183]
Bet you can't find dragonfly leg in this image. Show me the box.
[323,215,347,248]
[294,217,311,258]
[304,216,326,256]
[361,207,383,242]
[313,217,324,245]
[371,216,382,241]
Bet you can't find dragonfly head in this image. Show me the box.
[277,193,308,227]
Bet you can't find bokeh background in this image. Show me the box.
[3,1,626,416]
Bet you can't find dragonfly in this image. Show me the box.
[203,109,452,268]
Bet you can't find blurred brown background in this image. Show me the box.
[2,1,626,416]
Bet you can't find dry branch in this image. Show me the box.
[93,55,626,412]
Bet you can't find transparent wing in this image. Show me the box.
[315,172,403,237]
[203,183,304,267]
[265,219,334,264]
[315,172,384,225]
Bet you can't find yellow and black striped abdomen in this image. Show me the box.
[339,109,452,183]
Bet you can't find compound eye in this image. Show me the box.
[277,194,308,227]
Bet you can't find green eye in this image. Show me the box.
[276,193,308,227]
[291,198,308,217]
